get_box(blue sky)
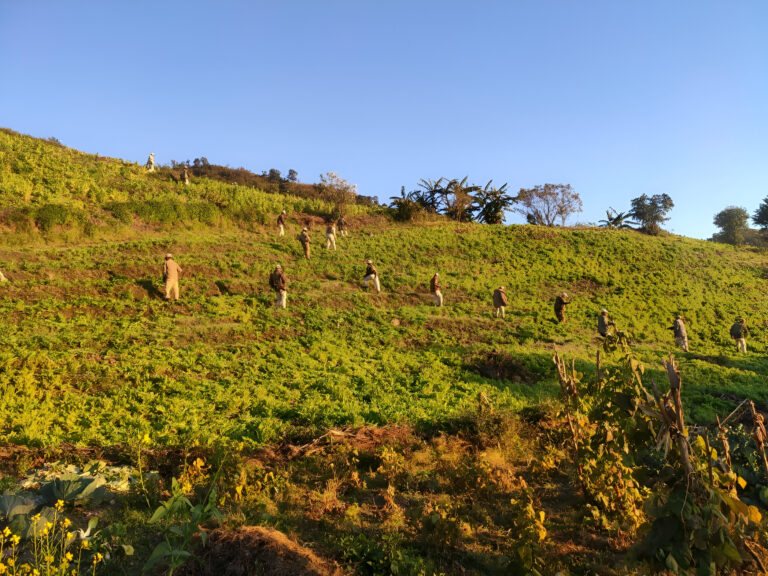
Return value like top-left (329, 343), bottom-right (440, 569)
top-left (2, 1), bottom-right (766, 239)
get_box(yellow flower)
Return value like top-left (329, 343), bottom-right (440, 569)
top-left (92, 553), bottom-right (103, 564)
top-left (81, 540), bottom-right (90, 549)
top-left (10, 535), bottom-right (19, 546)
top-left (0, 562), bottom-right (7, 574)
top-left (65, 552), bottom-right (73, 562)
top-left (61, 518), bottom-right (72, 528)
top-left (65, 532), bottom-right (75, 541)
top-left (55, 500), bottom-right (64, 511)
top-left (2, 527), bottom-right (10, 537)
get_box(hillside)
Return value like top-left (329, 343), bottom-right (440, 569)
top-left (1, 129), bottom-right (768, 575)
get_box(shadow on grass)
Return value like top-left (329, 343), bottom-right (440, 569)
top-left (135, 278), bottom-right (163, 299)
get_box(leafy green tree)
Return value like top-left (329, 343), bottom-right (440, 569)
top-left (389, 186), bottom-right (424, 222)
top-left (713, 206), bottom-right (749, 245)
top-left (415, 178), bottom-right (445, 213)
top-left (628, 193), bottom-right (674, 235)
top-left (287, 169), bottom-right (298, 182)
top-left (512, 184), bottom-right (582, 226)
top-left (473, 181), bottom-right (512, 224)
top-left (752, 197), bottom-right (768, 231)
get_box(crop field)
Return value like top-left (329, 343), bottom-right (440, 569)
top-left (1, 130), bottom-right (768, 575)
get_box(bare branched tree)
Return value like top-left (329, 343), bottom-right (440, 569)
top-left (512, 184), bottom-right (582, 226)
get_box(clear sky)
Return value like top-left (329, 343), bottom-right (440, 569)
top-left (2, 1), bottom-right (766, 239)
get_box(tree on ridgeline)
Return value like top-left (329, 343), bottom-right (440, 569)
top-left (752, 197), bottom-right (768, 233)
top-left (713, 206), bottom-right (750, 245)
top-left (389, 186), bottom-right (424, 222)
top-left (628, 193), bottom-right (674, 235)
top-left (511, 184), bottom-right (582, 226)
top-left (287, 169), bottom-right (298, 182)
top-left (473, 181), bottom-right (513, 224)
top-left (599, 207), bottom-right (636, 230)
top-left (415, 178), bottom-right (445, 213)
top-left (316, 172), bottom-right (357, 216)
top-left (443, 177), bottom-right (479, 223)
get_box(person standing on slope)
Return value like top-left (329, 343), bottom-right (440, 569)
top-left (269, 264), bottom-right (288, 309)
top-left (597, 308), bottom-right (615, 337)
top-left (163, 253), bottom-right (183, 301)
top-left (299, 227), bottom-right (311, 260)
top-left (325, 222), bottom-right (337, 250)
top-left (337, 215), bottom-right (349, 237)
top-left (554, 292), bottom-right (569, 323)
top-left (730, 317), bottom-right (748, 353)
top-left (670, 315), bottom-right (689, 352)
top-left (277, 210), bottom-right (287, 237)
top-left (146, 153), bottom-right (155, 172)
top-left (492, 286), bottom-right (507, 318)
top-left (362, 259), bottom-right (381, 293)
top-left (430, 273), bottom-right (443, 307)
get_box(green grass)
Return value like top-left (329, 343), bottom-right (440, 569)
top-left (4, 128), bottom-right (768, 575)
top-left (1, 222), bottom-right (767, 449)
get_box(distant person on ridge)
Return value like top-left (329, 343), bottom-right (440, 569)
top-left (362, 259), bottom-right (381, 293)
top-left (337, 215), bottom-right (349, 237)
top-left (670, 315), bottom-right (689, 352)
top-left (182, 165), bottom-right (189, 185)
top-left (430, 273), bottom-right (443, 307)
top-left (597, 309), bottom-right (615, 337)
top-left (269, 264), bottom-right (288, 309)
top-left (145, 153), bottom-right (155, 172)
top-left (325, 222), bottom-right (337, 250)
top-left (492, 286), bottom-right (507, 318)
top-left (277, 210), bottom-right (287, 237)
top-left (162, 253), bottom-right (183, 301)
top-left (554, 292), bottom-right (569, 323)
top-left (730, 317), bottom-right (748, 353)
top-left (299, 227), bottom-right (311, 260)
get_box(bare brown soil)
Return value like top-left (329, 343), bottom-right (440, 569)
top-left (176, 526), bottom-right (347, 576)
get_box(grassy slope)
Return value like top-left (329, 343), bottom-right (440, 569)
top-left (1, 129), bottom-right (768, 451)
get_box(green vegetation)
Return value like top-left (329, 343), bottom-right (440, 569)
top-left (1, 128), bottom-right (768, 574)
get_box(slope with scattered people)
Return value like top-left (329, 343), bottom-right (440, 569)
top-left (1, 128), bottom-right (768, 574)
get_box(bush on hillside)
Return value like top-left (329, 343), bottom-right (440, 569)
top-left (34, 203), bottom-right (84, 232)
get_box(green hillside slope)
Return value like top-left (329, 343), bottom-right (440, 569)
top-left (1, 129), bottom-right (767, 448)
top-left (2, 129), bottom-right (768, 575)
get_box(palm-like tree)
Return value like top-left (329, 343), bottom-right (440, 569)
top-left (473, 180), bottom-right (512, 224)
top-left (599, 207), bottom-right (636, 229)
top-left (443, 177), bottom-right (480, 223)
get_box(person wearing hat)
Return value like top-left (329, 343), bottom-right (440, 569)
top-left (554, 292), bottom-right (569, 323)
top-left (597, 308), bottom-right (615, 337)
top-left (362, 259), bottom-right (381, 293)
top-left (669, 315), bottom-right (689, 352)
top-left (430, 273), bottom-right (443, 307)
top-left (162, 253), bottom-right (183, 300)
top-left (299, 227), bottom-right (311, 260)
top-left (277, 210), bottom-right (287, 237)
top-left (145, 152), bottom-right (155, 172)
top-left (492, 286), bottom-right (507, 318)
top-left (269, 264), bottom-right (288, 309)
top-left (325, 221), bottom-right (337, 250)
top-left (730, 317), bottom-right (748, 353)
